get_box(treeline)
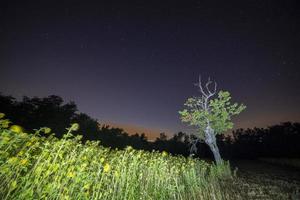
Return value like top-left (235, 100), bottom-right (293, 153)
top-left (221, 124), bottom-right (300, 158)
top-left (1, 93), bottom-right (299, 159)
top-left (0, 94), bottom-right (149, 150)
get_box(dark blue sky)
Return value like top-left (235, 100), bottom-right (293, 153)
top-left (1, 1), bottom-right (299, 139)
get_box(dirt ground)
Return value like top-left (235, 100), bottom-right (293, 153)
top-left (230, 160), bottom-right (300, 200)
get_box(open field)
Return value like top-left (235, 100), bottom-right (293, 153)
top-left (231, 160), bottom-right (300, 200)
top-left (258, 158), bottom-right (300, 169)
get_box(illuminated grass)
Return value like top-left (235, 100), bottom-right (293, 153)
top-left (0, 123), bottom-right (233, 200)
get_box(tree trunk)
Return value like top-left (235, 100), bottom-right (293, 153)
top-left (208, 142), bottom-right (222, 165)
top-left (204, 125), bottom-right (223, 164)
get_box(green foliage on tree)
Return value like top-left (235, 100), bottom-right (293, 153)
top-left (179, 91), bottom-right (246, 138)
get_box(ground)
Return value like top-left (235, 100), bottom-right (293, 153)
top-left (230, 160), bottom-right (300, 200)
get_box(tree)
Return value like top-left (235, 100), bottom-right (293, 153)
top-left (179, 77), bottom-right (246, 164)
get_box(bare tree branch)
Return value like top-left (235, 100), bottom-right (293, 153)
top-left (195, 75), bottom-right (208, 97)
top-left (205, 79), bottom-right (212, 94)
top-left (213, 81), bottom-right (217, 94)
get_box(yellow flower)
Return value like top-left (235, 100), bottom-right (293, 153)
top-left (20, 159), bottom-right (28, 165)
top-left (162, 151), bottom-right (168, 157)
top-left (67, 171), bottom-right (75, 178)
top-left (103, 163), bottom-right (110, 173)
top-left (9, 125), bottom-right (24, 133)
top-left (43, 127), bottom-right (51, 134)
top-left (70, 123), bottom-right (80, 131)
top-left (83, 184), bottom-right (90, 190)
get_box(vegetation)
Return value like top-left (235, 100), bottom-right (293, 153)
top-left (0, 93), bottom-right (151, 150)
top-left (1, 112), bottom-right (299, 199)
top-left (1, 93), bottom-right (300, 161)
top-left (1, 93), bottom-right (299, 161)
top-left (179, 77), bottom-right (246, 164)
top-left (0, 114), bottom-right (235, 200)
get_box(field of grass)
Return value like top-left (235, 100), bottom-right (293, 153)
top-left (1, 114), bottom-right (299, 200)
top-left (0, 115), bottom-right (236, 200)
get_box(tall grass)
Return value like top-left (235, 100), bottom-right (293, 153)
top-left (0, 115), bottom-right (233, 200)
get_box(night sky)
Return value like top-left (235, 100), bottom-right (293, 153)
top-left (1, 1), bottom-right (299, 139)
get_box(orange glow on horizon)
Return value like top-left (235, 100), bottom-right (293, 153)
top-left (100, 122), bottom-right (171, 141)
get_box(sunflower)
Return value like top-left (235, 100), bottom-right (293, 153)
top-left (103, 163), bottom-right (111, 173)
top-left (9, 125), bottom-right (24, 133)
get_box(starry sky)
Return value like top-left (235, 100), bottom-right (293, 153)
top-left (1, 1), bottom-right (299, 139)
